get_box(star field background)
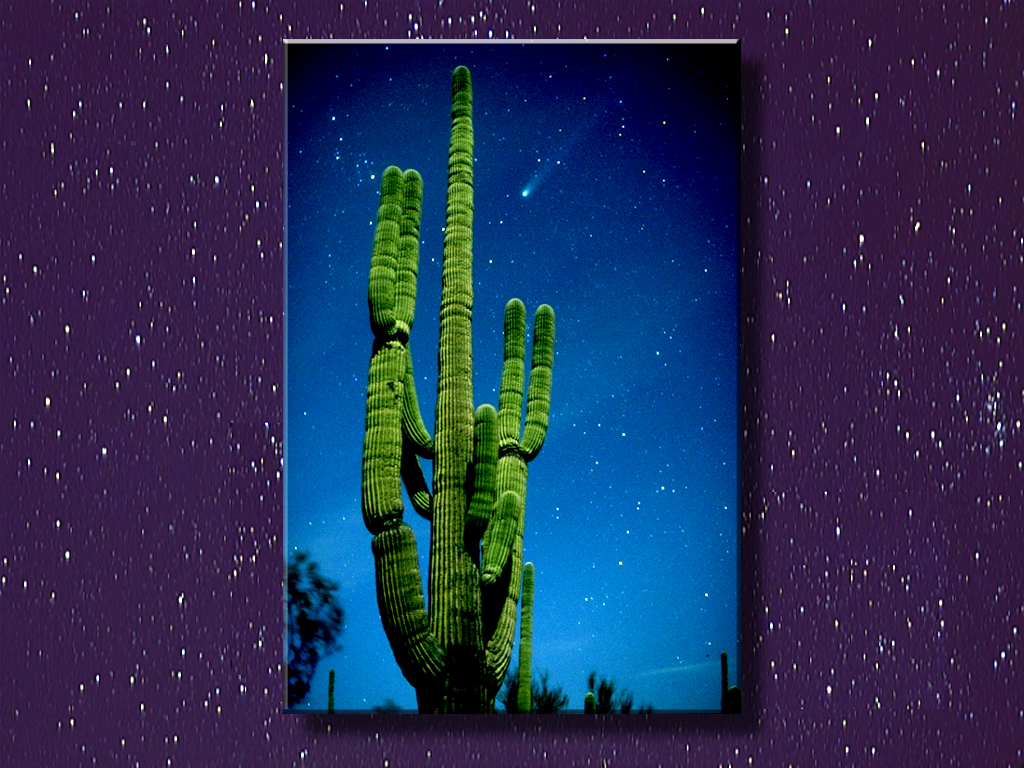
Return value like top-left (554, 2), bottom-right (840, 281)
top-left (3, 2), bottom-right (1022, 765)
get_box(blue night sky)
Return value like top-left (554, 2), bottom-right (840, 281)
top-left (285, 42), bottom-right (739, 712)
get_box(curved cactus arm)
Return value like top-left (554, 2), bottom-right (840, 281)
top-left (521, 304), bottom-right (554, 459)
top-left (401, 438), bottom-right (433, 520)
top-left (480, 489), bottom-right (522, 699)
top-left (516, 562), bottom-right (535, 714)
top-left (480, 490), bottom-right (519, 584)
top-left (466, 404), bottom-right (498, 547)
top-left (402, 349), bottom-right (434, 458)
top-left (483, 591), bottom-right (518, 698)
top-left (372, 523), bottom-right (445, 690)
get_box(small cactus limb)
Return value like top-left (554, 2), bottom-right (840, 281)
top-left (372, 523), bottom-right (445, 690)
top-left (721, 652), bottom-right (728, 702)
top-left (401, 349), bottom-right (434, 458)
top-left (498, 299), bottom-right (527, 445)
top-left (400, 437), bottom-right (432, 521)
top-left (362, 339), bottom-right (406, 536)
top-left (327, 668), bottom-right (335, 714)
top-left (480, 490), bottom-right (519, 584)
top-left (584, 691), bottom-right (596, 714)
top-left (721, 651), bottom-right (741, 713)
top-left (521, 304), bottom-right (555, 460)
top-left (367, 167), bottom-right (406, 339)
top-left (394, 169), bottom-right (423, 334)
top-left (516, 562), bottom-right (535, 714)
top-left (465, 404), bottom-right (498, 546)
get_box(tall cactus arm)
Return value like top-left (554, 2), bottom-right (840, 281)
top-left (402, 349), bottom-right (434, 458)
top-left (482, 299), bottom-right (555, 684)
top-left (430, 64), bottom-right (476, 653)
top-left (364, 167), bottom-right (427, 535)
top-left (401, 438), bottom-right (432, 520)
top-left (480, 490), bottom-right (520, 584)
top-left (394, 169), bottom-right (422, 336)
top-left (363, 162), bottom-right (444, 693)
top-left (483, 589), bottom-right (519, 698)
top-left (368, 166), bottom-right (421, 339)
top-left (522, 304), bottom-right (554, 459)
top-left (497, 299), bottom-right (527, 446)
top-left (466, 404), bottom-right (498, 548)
top-left (368, 167), bottom-right (405, 338)
top-left (480, 491), bottom-right (522, 698)
top-left (372, 523), bottom-right (445, 689)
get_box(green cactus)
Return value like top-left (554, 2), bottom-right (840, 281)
top-left (360, 66), bottom-right (555, 713)
top-left (327, 668), bottom-right (335, 714)
top-left (584, 691), bottom-right (596, 714)
top-left (516, 562), bottom-right (535, 714)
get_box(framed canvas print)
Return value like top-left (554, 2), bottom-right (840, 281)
top-left (284, 41), bottom-right (740, 713)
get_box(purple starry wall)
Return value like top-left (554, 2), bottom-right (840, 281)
top-left (3, 3), bottom-right (1021, 766)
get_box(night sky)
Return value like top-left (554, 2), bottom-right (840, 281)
top-left (4, 3), bottom-right (1023, 766)
top-left (285, 43), bottom-right (739, 713)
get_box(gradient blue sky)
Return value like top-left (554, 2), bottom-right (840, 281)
top-left (285, 42), bottom-right (739, 712)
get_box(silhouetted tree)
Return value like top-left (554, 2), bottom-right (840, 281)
top-left (500, 667), bottom-right (569, 713)
top-left (287, 550), bottom-right (344, 707)
top-left (585, 671), bottom-right (652, 714)
top-left (372, 698), bottom-right (404, 713)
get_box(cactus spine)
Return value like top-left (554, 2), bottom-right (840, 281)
top-left (516, 562), bottom-right (535, 714)
top-left (360, 66), bottom-right (554, 713)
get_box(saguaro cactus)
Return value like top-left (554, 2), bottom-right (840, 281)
top-left (360, 66), bottom-right (555, 713)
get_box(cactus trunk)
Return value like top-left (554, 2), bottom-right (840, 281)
top-left (359, 66), bottom-right (554, 713)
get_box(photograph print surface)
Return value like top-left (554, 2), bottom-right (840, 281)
top-left (284, 41), bottom-right (739, 713)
